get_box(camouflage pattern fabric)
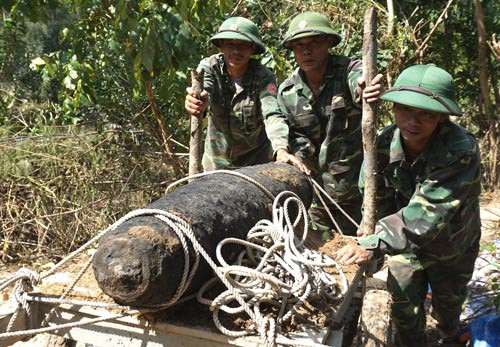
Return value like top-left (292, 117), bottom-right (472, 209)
top-left (358, 120), bottom-right (481, 346)
top-left (388, 249), bottom-right (477, 346)
top-left (198, 53), bottom-right (289, 170)
top-left (358, 121), bottom-right (481, 257)
top-left (277, 54), bottom-right (363, 235)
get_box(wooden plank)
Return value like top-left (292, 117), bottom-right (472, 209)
top-left (332, 265), bottom-right (364, 326)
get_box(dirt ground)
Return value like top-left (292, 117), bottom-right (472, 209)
top-left (1, 196), bottom-right (499, 347)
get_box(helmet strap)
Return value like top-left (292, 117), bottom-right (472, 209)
top-left (386, 86), bottom-right (455, 114)
top-left (217, 29), bottom-right (256, 45)
top-left (284, 29), bottom-right (327, 42)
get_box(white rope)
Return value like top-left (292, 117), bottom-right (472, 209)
top-left (165, 169), bottom-right (275, 201)
top-left (1, 170), bottom-right (350, 347)
top-left (1, 268), bottom-right (41, 336)
top-left (1, 311), bottom-right (137, 339)
top-left (40, 256), bottom-right (95, 327)
top-left (308, 177), bottom-right (360, 233)
top-left (24, 295), bottom-right (124, 309)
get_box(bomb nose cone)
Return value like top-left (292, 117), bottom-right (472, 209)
top-left (93, 234), bottom-right (179, 306)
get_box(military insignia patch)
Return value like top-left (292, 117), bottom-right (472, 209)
top-left (267, 83), bottom-right (278, 95)
top-left (299, 20), bottom-right (308, 28)
top-left (230, 24), bottom-right (238, 30)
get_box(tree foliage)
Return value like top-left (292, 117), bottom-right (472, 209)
top-left (1, 0), bottom-right (498, 184)
top-left (0, 0), bottom-right (499, 260)
top-left (2, 0), bottom-right (498, 133)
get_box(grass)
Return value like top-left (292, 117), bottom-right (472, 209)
top-left (0, 123), bottom-right (180, 264)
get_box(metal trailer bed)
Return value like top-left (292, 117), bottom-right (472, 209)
top-left (0, 266), bottom-right (364, 347)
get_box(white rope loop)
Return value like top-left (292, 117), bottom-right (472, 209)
top-left (197, 190), bottom-right (348, 346)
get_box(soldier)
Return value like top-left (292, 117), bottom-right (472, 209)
top-left (185, 17), bottom-right (306, 172)
top-left (334, 65), bottom-right (481, 346)
top-left (276, 11), bottom-right (383, 236)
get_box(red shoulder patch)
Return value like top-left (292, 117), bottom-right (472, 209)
top-left (267, 83), bottom-right (278, 95)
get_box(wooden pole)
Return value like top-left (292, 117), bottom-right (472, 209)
top-left (361, 8), bottom-right (378, 235)
top-left (189, 70), bottom-right (204, 176)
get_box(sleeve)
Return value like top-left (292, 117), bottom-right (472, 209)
top-left (346, 59), bottom-right (362, 104)
top-left (277, 85), bottom-right (318, 172)
top-left (259, 72), bottom-right (290, 155)
top-left (197, 56), bottom-right (232, 170)
top-left (197, 57), bottom-right (215, 101)
top-left (359, 146), bottom-right (481, 255)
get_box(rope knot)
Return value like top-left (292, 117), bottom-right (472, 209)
top-left (13, 268), bottom-right (41, 307)
top-left (19, 268), bottom-right (41, 287)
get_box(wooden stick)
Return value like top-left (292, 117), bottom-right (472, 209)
top-left (188, 70), bottom-right (204, 176)
top-left (361, 7), bottom-right (378, 235)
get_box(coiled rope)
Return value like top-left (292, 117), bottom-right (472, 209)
top-left (197, 190), bottom-right (348, 347)
top-left (0, 170), bottom-right (349, 347)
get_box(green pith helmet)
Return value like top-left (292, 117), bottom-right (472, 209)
top-left (380, 64), bottom-right (463, 116)
top-left (282, 12), bottom-right (341, 49)
top-left (210, 17), bottom-right (266, 55)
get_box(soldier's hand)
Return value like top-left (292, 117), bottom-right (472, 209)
top-left (185, 87), bottom-right (209, 116)
top-left (357, 73), bottom-right (384, 103)
top-left (276, 149), bottom-right (311, 175)
top-left (333, 244), bottom-right (372, 265)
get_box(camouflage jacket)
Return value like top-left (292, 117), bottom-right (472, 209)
top-left (198, 53), bottom-right (289, 171)
top-left (359, 121), bottom-right (481, 260)
top-left (277, 54), bottom-right (363, 204)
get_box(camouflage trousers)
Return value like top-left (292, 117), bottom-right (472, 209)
top-left (388, 248), bottom-right (478, 347)
top-left (308, 196), bottom-right (362, 236)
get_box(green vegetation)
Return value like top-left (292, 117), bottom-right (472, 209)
top-left (0, 0), bottom-right (499, 263)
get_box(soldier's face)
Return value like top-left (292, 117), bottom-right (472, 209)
top-left (393, 103), bottom-right (448, 150)
top-left (290, 36), bottom-right (330, 73)
top-left (220, 39), bottom-right (255, 70)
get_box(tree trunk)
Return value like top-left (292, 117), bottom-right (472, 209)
top-left (189, 70), bottom-right (204, 176)
top-left (385, 0), bottom-right (394, 38)
top-left (474, 0), bottom-right (498, 187)
top-left (361, 7), bottom-right (378, 235)
top-left (385, 0), bottom-right (395, 87)
top-left (145, 82), bottom-right (183, 178)
top-left (92, 163), bottom-right (312, 307)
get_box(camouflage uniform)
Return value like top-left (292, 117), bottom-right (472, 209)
top-left (277, 54), bottom-right (363, 235)
top-left (199, 53), bottom-right (289, 171)
top-left (359, 121), bottom-right (481, 346)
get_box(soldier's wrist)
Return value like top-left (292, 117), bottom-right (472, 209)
top-left (274, 147), bottom-right (289, 158)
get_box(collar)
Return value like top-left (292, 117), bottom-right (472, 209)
top-left (388, 123), bottom-right (454, 168)
top-left (294, 54), bottom-right (336, 91)
top-left (388, 128), bottom-right (407, 164)
top-left (217, 54), bottom-right (256, 85)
